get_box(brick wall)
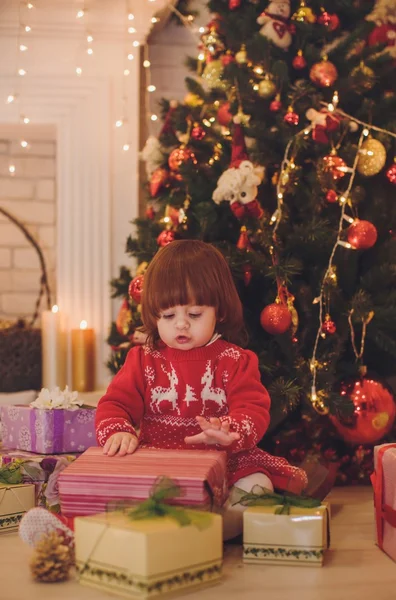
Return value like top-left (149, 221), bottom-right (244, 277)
top-left (0, 125), bottom-right (56, 322)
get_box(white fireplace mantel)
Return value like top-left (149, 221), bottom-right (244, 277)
top-left (0, 0), bottom-right (172, 387)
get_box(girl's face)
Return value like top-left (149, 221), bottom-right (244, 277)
top-left (157, 305), bottom-right (217, 350)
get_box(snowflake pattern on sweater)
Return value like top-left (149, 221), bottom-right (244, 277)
top-left (95, 339), bottom-right (307, 494)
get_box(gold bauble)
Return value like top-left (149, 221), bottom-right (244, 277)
top-left (258, 78), bottom-right (276, 99)
top-left (292, 1), bottom-right (316, 23)
top-left (202, 60), bottom-right (227, 90)
top-left (235, 44), bottom-right (248, 64)
top-left (357, 138), bottom-right (387, 177)
top-left (351, 62), bottom-right (376, 91)
top-left (184, 93), bottom-right (204, 107)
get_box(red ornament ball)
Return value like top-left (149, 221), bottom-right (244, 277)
top-left (386, 162), bottom-right (396, 185)
top-left (191, 125), bottom-right (206, 141)
top-left (347, 220), bottom-right (378, 250)
top-left (329, 377), bottom-right (396, 445)
top-left (310, 60), bottom-right (338, 87)
top-left (260, 303), bottom-right (292, 335)
top-left (221, 52), bottom-right (235, 66)
top-left (128, 275), bottom-right (144, 304)
top-left (284, 109), bottom-right (299, 126)
top-left (323, 154), bottom-right (347, 180)
top-left (269, 98), bottom-right (282, 112)
top-left (217, 101), bottom-right (232, 126)
top-left (318, 11), bottom-right (340, 31)
top-left (322, 316), bottom-right (336, 335)
top-left (168, 146), bottom-right (197, 171)
top-left (292, 53), bottom-right (307, 70)
top-left (326, 190), bottom-right (338, 203)
top-left (145, 205), bottom-right (156, 220)
top-left (157, 229), bottom-right (176, 247)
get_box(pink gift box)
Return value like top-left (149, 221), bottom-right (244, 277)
top-left (58, 447), bottom-right (228, 517)
top-left (372, 443), bottom-right (396, 561)
top-left (0, 405), bottom-right (96, 454)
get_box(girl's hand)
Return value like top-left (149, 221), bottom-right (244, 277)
top-left (103, 432), bottom-right (138, 457)
top-left (184, 416), bottom-right (240, 447)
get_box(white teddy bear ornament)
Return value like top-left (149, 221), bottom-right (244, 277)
top-left (257, 0), bottom-right (293, 50)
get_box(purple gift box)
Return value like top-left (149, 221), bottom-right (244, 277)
top-left (0, 405), bottom-right (97, 454)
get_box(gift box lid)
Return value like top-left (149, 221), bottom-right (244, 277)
top-left (59, 447), bottom-right (228, 508)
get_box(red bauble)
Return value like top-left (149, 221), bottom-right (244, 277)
top-left (326, 190), bottom-right (338, 203)
top-left (191, 125), bottom-right (206, 141)
top-left (128, 275), bottom-right (144, 304)
top-left (284, 109), bottom-right (299, 126)
top-left (145, 205), bottom-right (156, 220)
top-left (270, 98), bottom-right (282, 112)
top-left (157, 229), bottom-right (176, 247)
top-left (260, 303), bottom-right (292, 335)
top-left (318, 11), bottom-right (339, 31)
top-left (367, 24), bottom-right (396, 53)
top-left (243, 265), bottom-right (252, 286)
top-left (323, 154), bottom-right (347, 180)
top-left (217, 101), bottom-right (232, 126)
top-left (168, 146), bottom-right (197, 171)
top-left (292, 52), bottom-right (307, 70)
top-left (329, 377), bottom-right (396, 445)
top-left (322, 315), bottom-right (336, 335)
top-left (310, 60), bottom-right (338, 88)
top-left (229, 0), bottom-right (241, 8)
top-left (150, 167), bottom-right (168, 197)
top-left (236, 227), bottom-right (253, 251)
top-left (221, 52), bottom-right (235, 66)
top-left (386, 162), bottom-right (396, 185)
top-left (347, 220), bottom-right (378, 250)
top-left (115, 298), bottom-right (132, 336)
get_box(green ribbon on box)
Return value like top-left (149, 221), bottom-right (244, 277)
top-left (232, 485), bottom-right (321, 515)
top-left (125, 477), bottom-right (212, 530)
top-left (0, 462), bottom-right (23, 486)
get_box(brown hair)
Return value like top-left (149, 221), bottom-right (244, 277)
top-left (141, 240), bottom-right (246, 347)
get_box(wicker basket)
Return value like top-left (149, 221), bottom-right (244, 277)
top-left (0, 206), bottom-right (51, 393)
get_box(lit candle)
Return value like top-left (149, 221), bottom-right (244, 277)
top-left (71, 320), bottom-right (96, 392)
top-left (41, 305), bottom-right (67, 389)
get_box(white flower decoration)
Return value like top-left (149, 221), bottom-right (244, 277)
top-left (30, 386), bottom-right (81, 410)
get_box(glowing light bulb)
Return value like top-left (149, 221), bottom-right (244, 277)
top-left (132, 41), bottom-right (140, 47)
top-left (199, 27), bottom-right (205, 33)
top-left (76, 67), bottom-right (82, 76)
top-left (277, 192), bottom-right (283, 199)
top-left (147, 85), bottom-right (156, 92)
top-left (127, 53), bottom-right (134, 61)
top-left (143, 60), bottom-right (151, 68)
top-left (20, 140), bottom-right (29, 148)
top-left (198, 53), bottom-right (205, 61)
top-left (363, 128), bottom-right (369, 136)
top-left (87, 47), bottom-right (93, 55)
top-left (304, 129), bottom-right (310, 135)
top-left (22, 116), bottom-right (30, 124)
top-left (6, 94), bottom-right (16, 104)
top-left (115, 119), bottom-right (124, 128)
top-left (124, 69), bottom-right (130, 76)
top-left (80, 320), bottom-right (88, 330)
top-left (20, 44), bottom-right (28, 51)
top-left (151, 17), bottom-right (159, 23)
top-left (128, 27), bottom-right (136, 33)
top-left (128, 13), bottom-right (134, 20)
top-left (24, 25), bottom-right (31, 32)
top-left (52, 305), bottom-right (59, 313)
top-left (87, 34), bottom-right (93, 43)
top-left (123, 144), bottom-right (130, 151)
top-left (18, 68), bottom-right (27, 76)
top-left (26, 2), bottom-right (34, 8)
top-left (76, 9), bottom-right (85, 18)
top-left (9, 164), bottom-right (16, 175)
top-left (150, 114), bottom-right (158, 122)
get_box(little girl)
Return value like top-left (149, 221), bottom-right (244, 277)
top-left (95, 240), bottom-right (307, 539)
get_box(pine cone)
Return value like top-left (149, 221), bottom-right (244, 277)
top-left (30, 531), bottom-right (74, 583)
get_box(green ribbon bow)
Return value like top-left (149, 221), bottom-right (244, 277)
top-left (232, 485), bottom-right (321, 515)
top-left (124, 477), bottom-right (212, 530)
top-left (0, 462), bottom-right (23, 487)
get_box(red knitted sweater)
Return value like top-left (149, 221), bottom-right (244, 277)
top-left (96, 339), bottom-right (307, 494)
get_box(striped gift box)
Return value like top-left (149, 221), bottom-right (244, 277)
top-left (58, 447), bottom-right (228, 517)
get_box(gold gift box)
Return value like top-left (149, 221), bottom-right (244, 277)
top-left (0, 483), bottom-right (35, 534)
top-left (75, 511), bottom-right (223, 598)
top-left (243, 504), bottom-right (330, 567)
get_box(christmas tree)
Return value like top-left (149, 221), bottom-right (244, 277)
top-left (108, 0), bottom-right (396, 484)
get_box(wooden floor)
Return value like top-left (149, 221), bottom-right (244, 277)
top-left (1, 486), bottom-right (394, 600)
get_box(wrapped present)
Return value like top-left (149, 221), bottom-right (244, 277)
top-left (0, 449), bottom-right (77, 511)
top-left (59, 447), bottom-right (228, 517)
top-left (0, 462), bottom-right (36, 533)
top-left (372, 443), bottom-right (396, 562)
top-left (0, 404), bottom-right (96, 454)
top-left (240, 487), bottom-right (329, 567)
top-left (75, 479), bottom-right (223, 598)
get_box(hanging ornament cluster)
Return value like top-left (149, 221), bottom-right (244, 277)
top-left (168, 146), bottom-right (197, 172)
top-left (291, 0), bottom-right (316, 24)
top-left (305, 108), bottom-right (340, 144)
top-left (386, 160), bottom-right (396, 184)
top-left (212, 123), bottom-right (265, 220)
top-left (330, 377), bottom-right (396, 445)
top-left (284, 106), bottom-right (299, 126)
top-left (256, 0), bottom-right (293, 50)
top-left (357, 137), bottom-right (387, 176)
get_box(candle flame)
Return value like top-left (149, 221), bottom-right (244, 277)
top-left (80, 320), bottom-right (88, 330)
top-left (52, 305), bottom-right (59, 313)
